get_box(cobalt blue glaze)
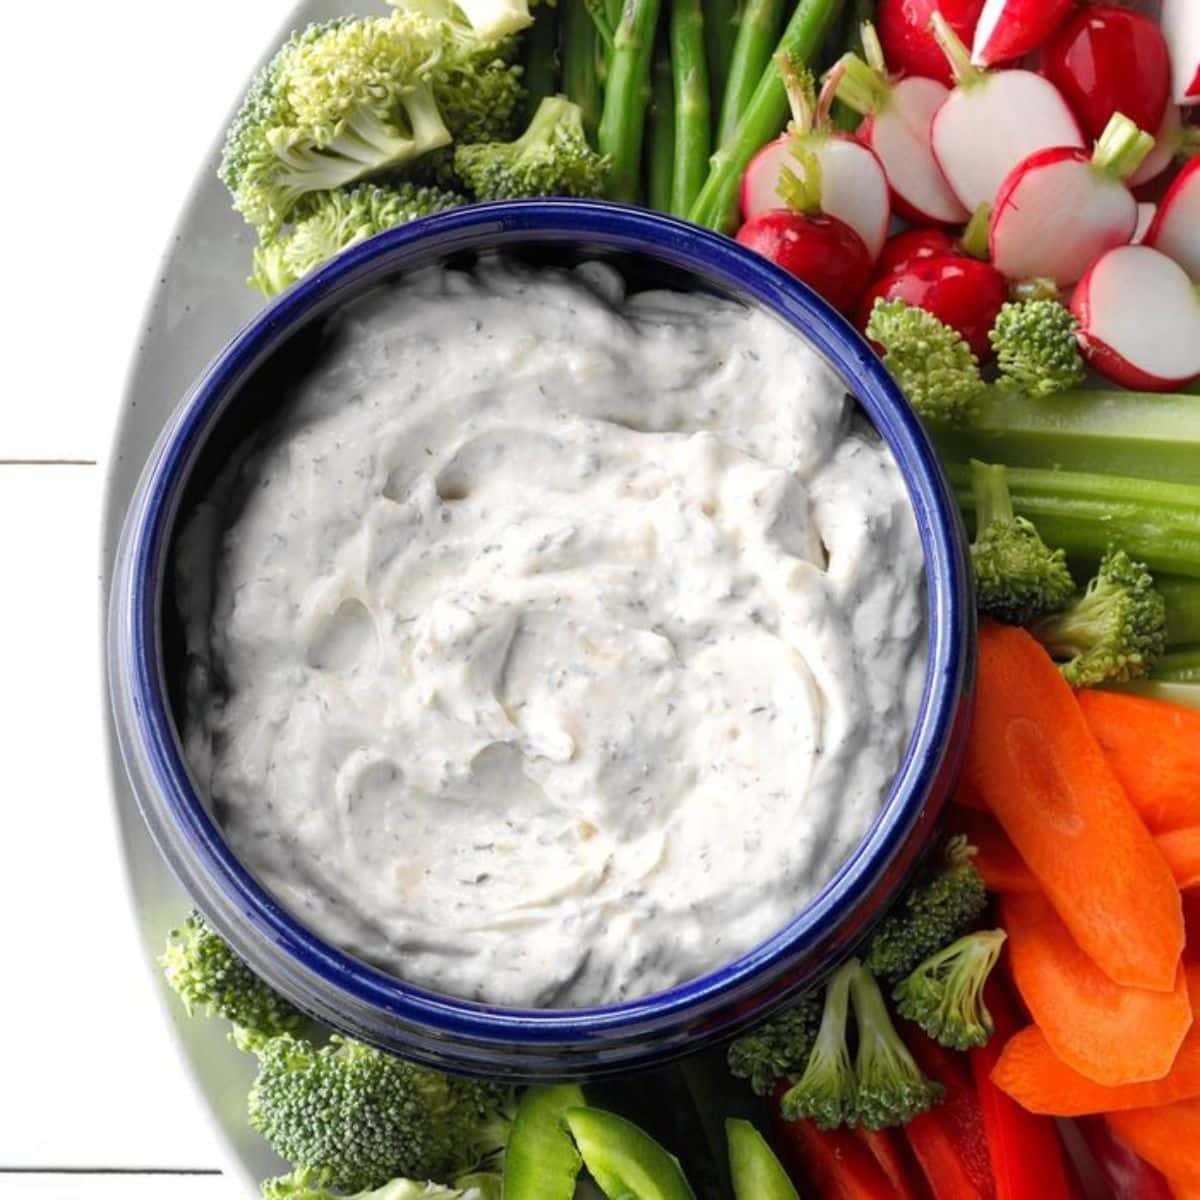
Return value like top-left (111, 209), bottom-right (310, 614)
top-left (108, 200), bottom-right (975, 1080)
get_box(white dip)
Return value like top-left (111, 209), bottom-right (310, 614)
top-left (178, 259), bottom-right (928, 1008)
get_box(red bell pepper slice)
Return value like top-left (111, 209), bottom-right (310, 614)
top-left (903, 1025), bottom-right (995, 1199)
top-left (969, 980), bottom-right (1080, 1200)
top-left (853, 1126), bottom-right (929, 1200)
top-left (1076, 1117), bottom-right (1173, 1200)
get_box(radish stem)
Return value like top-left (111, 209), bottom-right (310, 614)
top-left (1093, 113), bottom-right (1156, 181)
top-left (647, 45), bottom-right (677, 211)
top-left (671, 0), bottom-right (713, 215)
top-left (688, 0), bottom-right (847, 231)
top-left (961, 202), bottom-right (992, 259)
top-left (717, 0), bottom-right (788, 145)
top-left (599, 0), bottom-right (664, 201)
top-left (831, 48), bottom-right (890, 115)
top-left (930, 11), bottom-right (983, 87)
top-left (777, 142), bottom-right (824, 212)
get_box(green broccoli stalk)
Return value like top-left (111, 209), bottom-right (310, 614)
top-left (454, 96), bottom-right (611, 199)
top-left (1031, 548), bottom-right (1168, 687)
top-left (263, 1168), bottom-right (499, 1200)
top-left (252, 182), bottom-right (465, 296)
top-left (864, 836), bottom-right (988, 983)
top-left (866, 299), bottom-right (985, 428)
top-left (727, 991), bottom-right (822, 1095)
top-left (220, 16), bottom-right (455, 235)
top-left (247, 1034), bottom-right (513, 1193)
top-left (894, 930), bottom-right (1007, 1051)
top-left (780, 961), bottom-right (857, 1129)
top-left (849, 962), bottom-right (944, 1130)
top-left (160, 911), bottom-right (304, 1040)
top-left (969, 460), bottom-right (1075, 625)
top-left (989, 299), bottom-right (1085, 398)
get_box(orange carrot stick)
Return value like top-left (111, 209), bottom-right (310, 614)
top-left (1159, 828), bottom-right (1200, 892)
top-left (992, 970), bottom-right (1200, 1116)
top-left (1001, 892), bottom-right (1193, 1086)
top-left (1078, 690), bottom-right (1200, 835)
top-left (1106, 1099), bottom-right (1200, 1191)
top-left (947, 808), bottom-right (1039, 894)
top-left (965, 622), bottom-right (1183, 992)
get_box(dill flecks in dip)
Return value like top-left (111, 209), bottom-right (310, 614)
top-left (177, 259), bottom-right (928, 1008)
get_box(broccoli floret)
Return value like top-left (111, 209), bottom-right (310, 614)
top-left (454, 96), bottom-right (610, 199)
top-left (989, 299), bottom-right (1085, 398)
top-left (220, 15), bottom-right (454, 235)
top-left (866, 299), bottom-right (985, 428)
top-left (263, 1166), bottom-right (499, 1200)
top-left (727, 991), bottom-right (822, 1096)
top-left (390, 0), bottom-right (538, 41)
top-left (252, 182), bottom-right (465, 296)
top-left (780, 962), bottom-right (856, 1129)
top-left (865, 836), bottom-right (987, 983)
top-left (894, 930), bottom-right (1007, 1051)
top-left (1032, 548), bottom-right (1168, 687)
top-left (160, 911), bottom-right (304, 1040)
top-left (849, 962), bottom-right (944, 1130)
top-left (969, 460), bottom-right (1075, 625)
top-left (247, 1034), bottom-right (512, 1193)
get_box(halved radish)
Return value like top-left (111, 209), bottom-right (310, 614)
top-left (1043, 6), bottom-right (1171, 143)
top-left (971, 0), bottom-right (1075, 68)
top-left (1145, 158), bottom-right (1200, 280)
top-left (740, 62), bottom-right (891, 260)
top-left (1131, 104), bottom-right (1187, 188)
top-left (831, 24), bottom-right (969, 226)
top-left (1071, 244), bottom-right (1200, 390)
top-left (930, 14), bottom-right (1084, 214)
top-left (877, 0), bottom-right (984, 89)
top-left (1134, 202), bottom-right (1157, 245)
top-left (1162, 0), bottom-right (1200, 108)
top-left (990, 113), bottom-right (1153, 286)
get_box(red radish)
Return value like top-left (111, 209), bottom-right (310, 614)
top-left (1134, 202), bottom-right (1157, 245)
top-left (736, 146), bottom-right (874, 314)
top-left (831, 24), bottom-right (969, 226)
top-left (1132, 104), bottom-right (1189, 188)
top-left (989, 112), bottom-right (1154, 286)
top-left (859, 254), bottom-right (1008, 359)
top-left (877, 0), bottom-right (984, 89)
top-left (971, 0), bottom-right (1075, 68)
top-left (740, 61), bottom-right (890, 260)
top-left (873, 228), bottom-right (962, 279)
top-left (1071, 244), bottom-right (1200, 390)
top-left (1146, 158), bottom-right (1200, 280)
top-left (930, 14), bottom-right (1084, 214)
top-left (1162, 0), bottom-right (1200, 109)
top-left (1042, 6), bottom-right (1171, 143)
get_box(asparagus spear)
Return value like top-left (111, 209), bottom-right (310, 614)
top-left (647, 46), bottom-right (678, 211)
top-left (522, 3), bottom-right (563, 121)
top-left (704, 0), bottom-right (742, 113)
top-left (670, 0), bottom-right (712, 215)
top-left (599, 0), bottom-right (665, 202)
top-left (688, 0), bottom-right (846, 231)
top-left (716, 0), bottom-right (787, 146)
top-left (563, 0), bottom-right (605, 139)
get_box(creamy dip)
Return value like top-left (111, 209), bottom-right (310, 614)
top-left (178, 258), bottom-right (928, 1008)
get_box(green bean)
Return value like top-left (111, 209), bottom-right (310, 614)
top-left (670, 0), bottom-right (712, 215)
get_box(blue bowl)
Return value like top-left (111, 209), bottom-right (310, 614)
top-left (108, 199), bottom-right (975, 1080)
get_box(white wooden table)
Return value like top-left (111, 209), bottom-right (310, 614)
top-left (0, 4), bottom-right (298, 1195)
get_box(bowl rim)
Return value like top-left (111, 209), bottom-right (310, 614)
top-left (112, 198), bottom-right (972, 1060)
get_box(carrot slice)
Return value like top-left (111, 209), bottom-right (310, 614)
top-left (1001, 892), bottom-right (1193, 1086)
top-left (947, 809), bottom-right (1039, 894)
top-left (1078, 690), bottom-right (1200, 835)
top-left (1106, 1099), bottom-right (1200, 1191)
top-left (965, 623), bottom-right (1183, 992)
top-left (992, 970), bottom-right (1200, 1116)
top-left (1159, 828), bottom-right (1200, 892)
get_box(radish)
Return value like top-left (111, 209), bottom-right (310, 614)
top-left (971, 0), bottom-right (1075, 68)
top-left (877, 0), bottom-right (984, 89)
top-left (1071, 244), bottom-right (1200, 390)
top-left (1042, 6), bottom-right (1171, 143)
top-left (1162, 0), bottom-right (1200, 109)
top-left (859, 254), bottom-right (1008, 359)
top-left (1131, 104), bottom-right (1189, 188)
top-left (736, 145), bottom-right (874, 314)
top-left (873, 228), bottom-right (962, 279)
top-left (1145, 158), bottom-right (1200, 280)
top-left (930, 13), bottom-right (1084, 214)
top-left (1134, 202), bottom-right (1156, 246)
top-left (989, 113), bottom-right (1154, 286)
top-left (831, 24), bottom-right (969, 227)
top-left (740, 61), bottom-right (890, 261)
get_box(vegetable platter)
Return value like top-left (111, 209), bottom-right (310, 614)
top-left (102, 0), bottom-right (1200, 1195)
